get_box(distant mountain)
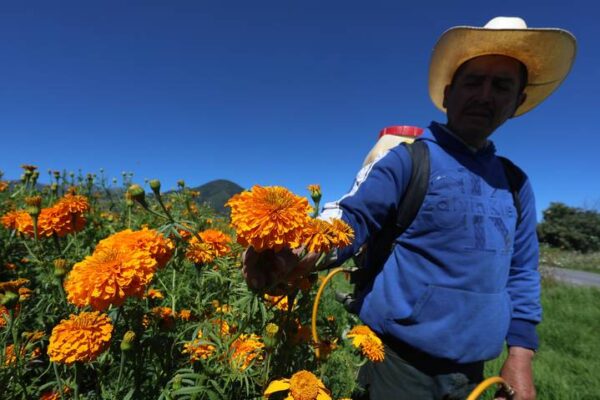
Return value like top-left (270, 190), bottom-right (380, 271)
top-left (188, 179), bottom-right (244, 214)
top-left (3, 178), bottom-right (245, 214)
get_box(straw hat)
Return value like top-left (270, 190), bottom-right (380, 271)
top-left (429, 17), bottom-right (577, 116)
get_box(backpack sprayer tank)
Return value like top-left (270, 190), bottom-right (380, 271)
top-left (362, 125), bottom-right (424, 166)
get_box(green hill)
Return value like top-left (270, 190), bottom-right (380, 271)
top-left (188, 179), bottom-right (244, 214)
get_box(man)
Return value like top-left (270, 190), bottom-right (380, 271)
top-left (243, 17), bottom-right (576, 399)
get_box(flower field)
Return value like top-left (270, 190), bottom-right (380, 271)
top-left (0, 166), bottom-right (380, 400)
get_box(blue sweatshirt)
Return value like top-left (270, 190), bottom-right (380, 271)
top-left (321, 121), bottom-right (541, 363)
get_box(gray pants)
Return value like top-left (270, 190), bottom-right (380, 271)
top-left (356, 343), bottom-right (482, 400)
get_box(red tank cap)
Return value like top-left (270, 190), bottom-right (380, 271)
top-left (378, 125), bottom-right (424, 139)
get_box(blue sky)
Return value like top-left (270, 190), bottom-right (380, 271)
top-left (1, 1), bottom-right (598, 220)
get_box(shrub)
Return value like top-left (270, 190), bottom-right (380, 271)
top-left (537, 202), bottom-right (600, 253)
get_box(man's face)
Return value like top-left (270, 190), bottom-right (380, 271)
top-left (443, 55), bottom-right (527, 147)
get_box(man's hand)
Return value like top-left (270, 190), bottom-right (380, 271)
top-left (495, 346), bottom-right (536, 400)
top-left (242, 246), bottom-right (319, 295)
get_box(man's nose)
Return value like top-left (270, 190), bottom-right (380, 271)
top-left (476, 80), bottom-right (494, 101)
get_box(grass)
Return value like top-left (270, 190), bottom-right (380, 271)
top-left (539, 245), bottom-right (600, 273)
top-left (483, 277), bottom-right (600, 399)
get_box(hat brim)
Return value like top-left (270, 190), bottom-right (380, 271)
top-left (429, 26), bottom-right (577, 116)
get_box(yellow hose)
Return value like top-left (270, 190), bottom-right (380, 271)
top-left (310, 268), bottom-right (515, 399)
top-left (311, 267), bottom-right (347, 359)
top-left (466, 376), bottom-right (513, 400)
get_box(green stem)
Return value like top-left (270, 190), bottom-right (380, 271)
top-left (53, 234), bottom-right (62, 255)
top-left (116, 350), bottom-right (126, 396)
top-left (312, 200), bottom-right (320, 218)
top-left (22, 239), bottom-right (42, 264)
top-left (143, 205), bottom-right (171, 222)
top-left (32, 216), bottom-right (39, 243)
top-left (53, 363), bottom-right (65, 400)
top-left (171, 268), bottom-right (177, 314)
top-left (155, 193), bottom-right (175, 224)
top-left (73, 362), bottom-right (80, 399)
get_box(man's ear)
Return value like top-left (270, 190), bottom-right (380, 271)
top-left (510, 92), bottom-right (527, 118)
top-left (442, 85), bottom-right (451, 109)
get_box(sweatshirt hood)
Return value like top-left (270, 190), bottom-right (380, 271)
top-left (419, 121), bottom-right (497, 159)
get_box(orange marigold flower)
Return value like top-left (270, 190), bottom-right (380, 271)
top-left (0, 278), bottom-right (30, 293)
top-left (211, 318), bottom-right (233, 336)
top-left (4, 330), bottom-right (45, 365)
top-left (34, 194), bottom-right (90, 238)
top-left (301, 218), bottom-right (354, 254)
top-left (178, 309), bottom-right (192, 321)
top-left (4, 344), bottom-right (22, 366)
top-left (47, 311), bottom-right (113, 365)
top-left (264, 294), bottom-right (297, 312)
top-left (23, 330), bottom-right (45, 343)
top-left (64, 246), bottom-right (157, 310)
top-left (56, 194), bottom-right (90, 215)
top-left (40, 387), bottom-right (72, 400)
top-left (151, 306), bottom-right (174, 319)
top-left (186, 229), bottom-right (232, 265)
top-left (19, 287), bottom-right (32, 301)
top-left (177, 229), bottom-right (192, 240)
top-left (39, 205), bottom-right (86, 238)
top-left (0, 181), bottom-right (8, 192)
top-left (146, 288), bottom-right (164, 300)
top-left (230, 333), bottom-right (264, 371)
top-left (183, 330), bottom-right (215, 362)
top-left (347, 325), bottom-right (385, 362)
top-left (1, 210), bottom-right (34, 235)
top-left (0, 305), bottom-right (9, 329)
top-left (264, 370), bottom-right (331, 400)
top-left (151, 306), bottom-right (176, 329)
top-left (212, 300), bottom-right (232, 314)
top-left (328, 219), bottom-right (354, 248)
top-left (226, 185), bottom-right (312, 252)
top-left (96, 228), bottom-right (174, 268)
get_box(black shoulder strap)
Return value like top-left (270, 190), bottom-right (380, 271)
top-left (498, 156), bottom-right (526, 227)
top-left (394, 140), bottom-right (430, 234)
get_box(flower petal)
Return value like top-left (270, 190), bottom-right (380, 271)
top-left (264, 379), bottom-right (290, 396)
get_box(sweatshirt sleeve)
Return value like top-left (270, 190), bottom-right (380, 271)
top-left (319, 145), bottom-right (413, 265)
top-left (506, 176), bottom-right (542, 350)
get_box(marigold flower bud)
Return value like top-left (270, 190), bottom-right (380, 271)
top-left (53, 259), bottom-right (69, 278)
top-left (149, 179), bottom-right (161, 194)
top-left (177, 180), bottom-right (185, 189)
top-left (25, 195), bottom-right (42, 209)
top-left (21, 164), bottom-right (37, 172)
top-left (26, 206), bottom-right (39, 218)
top-left (120, 330), bottom-right (136, 352)
top-left (0, 291), bottom-right (19, 308)
top-left (127, 184), bottom-right (147, 207)
top-left (265, 323), bottom-right (279, 338)
top-left (124, 192), bottom-right (134, 207)
top-left (307, 184), bottom-right (322, 203)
